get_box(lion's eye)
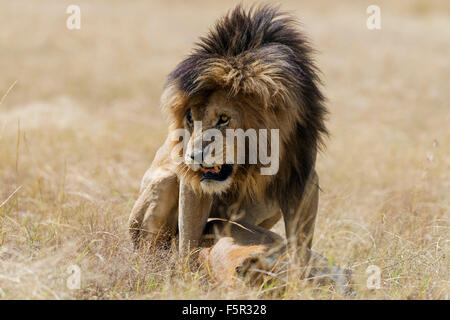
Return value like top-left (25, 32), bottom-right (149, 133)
top-left (217, 114), bottom-right (230, 126)
top-left (186, 108), bottom-right (193, 124)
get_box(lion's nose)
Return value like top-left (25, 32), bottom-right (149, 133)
top-left (190, 150), bottom-right (203, 163)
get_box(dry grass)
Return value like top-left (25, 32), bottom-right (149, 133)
top-left (0, 0), bottom-right (448, 299)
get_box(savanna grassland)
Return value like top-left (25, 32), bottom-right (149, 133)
top-left (0, 0), bottom-right (448, 299)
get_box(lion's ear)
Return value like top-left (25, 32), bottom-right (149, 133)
top-left (160, 83), bottom-right (192, 131)
top-left (160, 83), bottom-right (187, 115)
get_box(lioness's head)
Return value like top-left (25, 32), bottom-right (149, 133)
top-left (161, 5), bottom-right (327, 198)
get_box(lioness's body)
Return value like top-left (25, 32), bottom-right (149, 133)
top-left (200, 219), bottom-right (352, 294)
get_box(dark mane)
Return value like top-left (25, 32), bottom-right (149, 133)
top-left (168, 5), bottom-right (324, 109)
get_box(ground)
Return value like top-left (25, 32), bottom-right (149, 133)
top-left (0, 0), bottom-right (448, 299)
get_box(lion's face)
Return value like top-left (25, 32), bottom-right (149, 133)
top-left (183, 90), bottom-right (244, 195)
top-left (164, 86), bottom-right (282, 197)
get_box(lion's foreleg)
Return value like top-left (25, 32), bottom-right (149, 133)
top-left (178, 180), bottom-right (212, 255)
top-left (282, 170), bottom-right (319, 263)
top-left (128, 169), bottom-right (179, 249)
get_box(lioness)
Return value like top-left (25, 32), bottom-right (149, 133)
top-left (129, 5), bottom-right (328, 262)
top-left (199, 218), bottom-right (352, 294)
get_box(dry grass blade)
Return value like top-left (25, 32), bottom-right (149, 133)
top-left (0, 186), bottom-right (22, 209)
top-left (0, 80), bottom-right (18, 106)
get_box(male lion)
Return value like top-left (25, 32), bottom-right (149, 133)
top-left (129, 5), bottom-right (327, 261)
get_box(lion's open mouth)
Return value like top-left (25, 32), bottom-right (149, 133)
top-left (200, 164), bottom-right (233, 182)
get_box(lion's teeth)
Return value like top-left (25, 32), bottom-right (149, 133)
top-left (201, 165), bottom-right (221, 173)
